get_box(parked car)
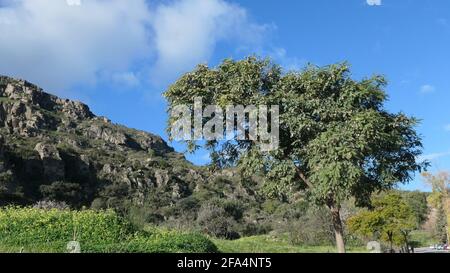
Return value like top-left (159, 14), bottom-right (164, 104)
top-left (428, 244), bottom-right (449, 251)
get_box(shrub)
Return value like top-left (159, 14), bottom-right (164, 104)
top-left (127, 205), bottom-right (165, 229)
top-left (240, 223), bottom-right (272, 237)
top-left (0, 207), bottom-right (218, 253)
top-left (0, 207), bottom-right (133, 246)
top-left (221, 200), bottom-right (245, 221)
top-left (39, 181), bottom-right (83, 204)
top-left (197, 203), bottom-right (240, 239)
top-left (286, 207), bottom-right (335, 246)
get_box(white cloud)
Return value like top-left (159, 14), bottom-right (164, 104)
top-left (0, 0), bottom-right (152, 92)
top-left (66, 0), bottom-right (81, 6)
top-left (420, 84), bottom-right (435, 94)
top-left (111, 72), bottom-right (141, 88)
top-left (150, 0), bottom-right (269, 84)
top-left (0, 0), bottom-right (269, 92)
top-left (366, 0), bottom-right (382, 6)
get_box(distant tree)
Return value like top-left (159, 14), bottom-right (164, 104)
top-left (347, 193), bottom-right (416, 252)
top-left (422, 172), bottom-right (449, 243)
top-left (434, 205), bottom-right (448, 243)
top-left (401, 191), bottom-right (429, 228)
top-left (165, 57), bottom-right (426, 252)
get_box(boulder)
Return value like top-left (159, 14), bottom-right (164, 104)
top-left (155, 169), bottom-right (170, 187)
top-left (367, 241), bottom-right (382, 253)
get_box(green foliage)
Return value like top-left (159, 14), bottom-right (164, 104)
top-left (435, 205), bottom-right (448, 243)
top-left (164, 57), bottom-right (426, 252)
top-left (0, 207), bottom-right (133, 246)
top-left (240, 223), bottom-right (272, 237)
top-left (422, 172), bottom-right (449, 243)
top-left (164, 57), bottom-right (426, 206)
top-left (39, 181), bottom-right (83, 205)
top-left (83, 230), bottom-right (217, 253)
top-left (212, 234), bottom-right (367, 253)
top-left (0, 170), bottom-right (24, 205)
top-left (197, 203), bottom-right (240, 239)
top-left (286, 206), bottom-right (335, 246)
top-left (347, 193), bottom-right (417, 250)
top-left (401, 191), bottom-right (429, 228)
top-left (410, 230), bottom-right (438, 247)
top-left (0, 207), bottom-right (217, 253)
top-left (126, 205), bottom-right (165, 229)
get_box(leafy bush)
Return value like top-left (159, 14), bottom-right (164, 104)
top-left (240, 223), bottom-right (272, 237)
top-left (39, 181), bottom-right (83, 204)
top-left (0, 207), bottom-right (133, 246)
top-left (286, 207), bottom-right (335, 246)
top-left (221, 200), bottom-right (245, 221)
top-left (127, 205), bottom-right (166, 229)
top-left (197, 203), bottom-right (240, 239)
top-left (0, 207), bottom-right (218, 253)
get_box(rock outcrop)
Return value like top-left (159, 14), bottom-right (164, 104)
top-left (34, 142), bottom-right (65, 182)
top-left (0, 75), bottom-right (199, 207)
top-left (0, 75), bottom-right (259, 224)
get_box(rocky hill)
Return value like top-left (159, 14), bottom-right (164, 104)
top-left (0, 76), bottom-right (256, 213)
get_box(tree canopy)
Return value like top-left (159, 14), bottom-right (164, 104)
top-left (164, 57), bottom-right (426, 252)
top-left (347, 193), bottom-right (417, 252)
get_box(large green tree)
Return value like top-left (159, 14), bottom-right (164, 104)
top-left (164, 57), bottom-right (426, 252)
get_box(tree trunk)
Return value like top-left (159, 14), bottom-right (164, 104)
top-left (402, 231), bottom-right (411, 253)
top-left (329, 204), bottom-right (346, 253)
top-left (387, 232), bottom-right (394, 253)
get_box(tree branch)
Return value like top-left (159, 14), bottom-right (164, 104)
top-left (293, 164), bottom-right (314, 189)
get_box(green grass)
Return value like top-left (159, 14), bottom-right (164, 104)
top-left (212, 235), bottom-right (367, 253)
top-left (410, 230), bottom-right (438, 247)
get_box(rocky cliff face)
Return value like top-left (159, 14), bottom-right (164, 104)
top-left (0, 75), bottom-right (255, 209)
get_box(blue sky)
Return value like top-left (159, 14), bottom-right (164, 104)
top-left (1, 0), bottom-right (449, 191)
